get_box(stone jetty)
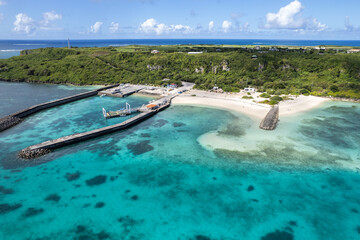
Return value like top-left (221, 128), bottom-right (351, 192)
top-left (0, 84), bottom-right (119, 132)
top-left (0, 116), bottom-right (22, 132)
top-left (19, 102), bottom-right (170, 159)
top-left (259, 105), bottom-right (279, 130)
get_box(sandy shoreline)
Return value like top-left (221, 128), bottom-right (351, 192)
top-left (172, 90), bottom-right (330, 119)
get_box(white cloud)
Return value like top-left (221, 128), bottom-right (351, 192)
top-left (222, 20), bottom-right (232, 33)
top-left (344, 16), bottom-right (359, 32)
top-left (208, 21), bottom-right (214, 32)
top-left (0, 1), bottom-right (6, 6)
top-left (265, 0), bottom-right (304, 29)
top-left (13, 13), bottom-right (36, 34)
top-left (41, 11), bottom-right (62, 26)
top-left (243, 22), bottom-right (250, 32)
top-left (345, 16), bottom-right (353, 31)
top-left (13, 11), bottom-right (62, 34)
top-left (90, 21), bottom-right (103, 33)
top-left (139, 18), bottom-right (193, 35)
top-left (264, 0), bottom-right (327, 32)
top-left (109, 22), bottom-right (120, 33)
top-left (309, 18), bottom-right (327, 32)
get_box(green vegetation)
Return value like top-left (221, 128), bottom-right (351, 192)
top-left (0, 45), bottom-right (360, 99)
top-left (260, 93), bottom-right (271, 98)
top-left (242, 96), bottom-right (254, 99)
top-left (269, 96), bottom-right (284, 105)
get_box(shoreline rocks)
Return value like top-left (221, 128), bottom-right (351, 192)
top-left (18, 148), bottom-right (51, 159)
top-left (0, 116), bottom-right (22, 132)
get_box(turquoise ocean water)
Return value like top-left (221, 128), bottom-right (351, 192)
top-left (0, 82), bottom-right (359, 240)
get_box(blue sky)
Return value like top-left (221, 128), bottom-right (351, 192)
top-left (0, 0), bottom-right (359, 39)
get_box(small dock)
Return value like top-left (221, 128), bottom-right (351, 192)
top-left (259, 105), bottom-right (279, 130)
top-left (102, 102), bottom-right (142, 118)
top-left (98, 85), bottom-right (145, 98)
top-left (19, 102), bottom-right (170, 159)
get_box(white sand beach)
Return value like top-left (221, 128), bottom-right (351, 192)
top-left (278, 95), bottom-right (330, 116)
top-left (172, 90), bottom-right (329, 118)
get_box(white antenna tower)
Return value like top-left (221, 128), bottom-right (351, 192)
top-left (67, 38), bottom-right (71, 49)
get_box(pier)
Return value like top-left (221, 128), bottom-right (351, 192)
top-left (259, 105), bottom-right (279, 130)
top-left (19, 102), bottom-right (170, 159)
top-left (0, 84), bottom-right (119, 132)
top-left (98, 85), bottom-right (145, 98)
top-left (102, 102), bottom-right (142, 118)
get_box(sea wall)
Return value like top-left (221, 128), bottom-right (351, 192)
top-left (19, 103), bottom-right (170, 159)
top-left (0, 84), bottom-right (119, 132)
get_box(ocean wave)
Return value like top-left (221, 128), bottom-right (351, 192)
top-left (13, 44), bottom-right (47, 46)
top-left (109, 44), bottom-right (129, 47)
top-left (0, 49), bottom-right (22, 52)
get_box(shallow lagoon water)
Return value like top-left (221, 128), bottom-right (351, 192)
top-left (0, 83), bottom-right (360, 240)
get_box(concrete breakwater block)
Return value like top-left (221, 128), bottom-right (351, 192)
top-left (0, 116), bottom-right (22, 132)
top-left (18, 148), bottom-right (51, 159)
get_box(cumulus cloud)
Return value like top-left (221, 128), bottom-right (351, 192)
top-left (139, 18), bottom-right (193, 35)
top-left (90, 21), bottom-right (103, 33)
top-left (265, 0), bottom-right (304, 29)
top-left (345, 16), bottom-right (356, 32)
top-left (344, 16), bottom-right (360, 32)
top-left (265, 0), bottom-right (327, 32)
top-left (41, 11), bottom-right (62, 26)
top-left (243, 22), bottom-right (250, 32)
top-left (13, 11), bottom-right (62, 34)
top-left (309, 18), bottom-right (327, 32)
top-left (222, 20), bottom-right (232, 33)
top-left (208, 21), bottom-right (214, 32)
top-left (109, 22), bottom-right (120, 33)
top-left (13, 13), bottom-right (36, 34)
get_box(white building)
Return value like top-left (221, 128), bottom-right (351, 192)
top-left (347, 49), bottom-right (360, 54)
top-left (244, 88), bottom-right (256, 93)
top-left (151, 50), bottom-right (159, 54)
top-left (188, 52), bottom-right (203, 55)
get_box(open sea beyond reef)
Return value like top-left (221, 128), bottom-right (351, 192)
top-left (0, 81), bottom-right (360, 240)
top-left (1, 39), bottom-right (360, 59)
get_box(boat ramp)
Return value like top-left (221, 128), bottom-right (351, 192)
top-left (98, 84), bottom-right (145, 98)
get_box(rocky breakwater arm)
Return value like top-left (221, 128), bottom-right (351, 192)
top-left (0, 116), bottom-right (22, 132)
top-left (0, 84), bottom-right (119, 133)
top-left (259, 105), bottom-right (279, 130)
top-left (18, 101), bottom-right (171, 159)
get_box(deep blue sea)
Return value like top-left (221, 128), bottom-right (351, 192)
top-left (1, 39), bottom-right (360, 59)
top-left (0, 81), bottom-right (360, 240)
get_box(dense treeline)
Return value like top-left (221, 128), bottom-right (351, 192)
top-left (0, 46), bottom-right (359, 99)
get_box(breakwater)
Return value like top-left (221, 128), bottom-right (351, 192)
top-left (19, 103), bottom-right (170, 159)
top-left (0, 116), bottom-right (22, 131)
top-left (259, 105), bottom-right (279, 130)
top-left (0, 84), bottom-right (119, 132)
